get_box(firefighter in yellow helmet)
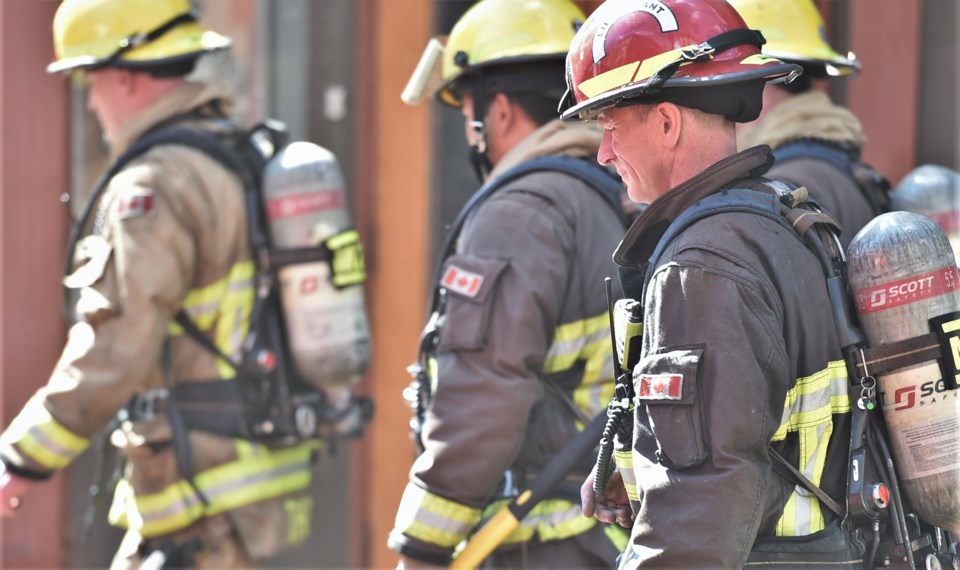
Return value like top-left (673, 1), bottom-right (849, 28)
top-left (733, 0), bottom-right (891, 249)
top-left (0, 0), bottom-right (317, 567)
top-left (390, 0), bottom-right (630, 567)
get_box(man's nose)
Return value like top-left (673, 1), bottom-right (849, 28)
top-left (597, 131), bottom-right (615, 166)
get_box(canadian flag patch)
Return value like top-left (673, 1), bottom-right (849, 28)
top-left (442, 265), bottom-right (484, 298)
top-left (116, 190), bottom-right (155, 220)
top-left (636, 373), bottom-right (683, 400)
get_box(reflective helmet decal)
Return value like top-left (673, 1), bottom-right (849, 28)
top-left (591, 1), bottom-right (679, 64)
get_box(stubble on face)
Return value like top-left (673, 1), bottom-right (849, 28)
top-left (598, 105), bottom-right (662, 205)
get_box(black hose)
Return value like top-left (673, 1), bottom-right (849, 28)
top-left (872, 422), bottom-right (916, 569)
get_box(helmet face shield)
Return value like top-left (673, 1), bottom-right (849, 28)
top-left (401, 0), bottom-right (585, 108)
top-left (401, 37), bottom-right (448, 106)
top-left (560, 0), bottom-right (801, 122)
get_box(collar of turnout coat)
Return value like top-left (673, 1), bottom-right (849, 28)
top-left (613, 145), bottom-right (774, 267)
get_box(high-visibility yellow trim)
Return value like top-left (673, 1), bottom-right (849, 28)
top-left (328, 229), bottom-right (367, 287)
top-left (1, 397), bottom-right (90, 471)
top-left (604, 524), bottom-right (630, 552)
top-left (576, 48), bottom-right (688, 99)
top-left (771, 360), bottom-right (850, 536)
top-left (544, 313), bottom-right (609, 374)
top-left (544, 312), bottom-right (615, 420)
top-left (740, 54), bottom-right (783, 66)
top-left (394, 484), bottom-right (482, 549)
top-left (108, 441), bottom-right (314, 538)
top-left (615, 450), bottom-right (639, 502)
top-left (166, 260), bottom-right (255, 378)
top-left (578, 61), bottom-right (641, 99)
top-left (480, 498), bottom-right (594, 545)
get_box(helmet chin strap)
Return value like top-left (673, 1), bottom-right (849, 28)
top-left (468, 119), bottom-right (492, 183)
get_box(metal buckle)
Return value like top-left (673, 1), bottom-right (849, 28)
top-left (680, 42), bottom-right (716, 62)
top-left (131, 388), bottom-right (169, 420)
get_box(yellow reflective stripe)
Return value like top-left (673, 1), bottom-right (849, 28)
top-left (1, 397), bottom-right (90, 470)
top-left (772, 360), bottom-right (849, 536)
top-left (544, 313), bottom-right (609, 374)
top-left (481, 499), bottom-right (595, 544)
top-left (328, 229), bottom-right (367, 287)
top-left (578, 61), bottom-right (642, 99)
top-left (576, 48), bottom-right (688, 99)
top-left (615, 451), bottom-right (639, 502)
top-left (326, 229), bottom-right (359, 250)
top-left (740, 54), bottom-right (783, 66)
top-left (197, 444), bottom-right (312, 514)
top-left (394, 484), bottom-right (482, 549)
top-left (109, 442), bottom-right (314, 537)
top-left (604, 524), bottom-right (630, 552)
top-left (108, 478), bottom-right (205, 537)
top-left (166, 261), bottom-right (255, 378)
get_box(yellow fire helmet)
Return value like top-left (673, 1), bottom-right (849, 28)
top-left (401, 0), bottom-right (585, 107)
top-left (47, 0), bottom-right (231, 75)
top-left (728, 0), bottom-right (859, 77)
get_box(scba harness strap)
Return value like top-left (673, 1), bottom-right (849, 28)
top-left (773, 139), bottom-right (891, 217)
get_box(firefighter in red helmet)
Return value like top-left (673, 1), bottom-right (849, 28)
top-left (563, 0), bottom-right (863, 566)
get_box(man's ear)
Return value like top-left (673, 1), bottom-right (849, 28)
top-left (654, 102), bottom-right (683, 149)
top-left (486, 93), bottom-right (514, 137)
top-left (118, 69), bottom-right (136, 95)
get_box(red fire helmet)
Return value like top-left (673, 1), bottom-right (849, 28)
top-left (559, 0), bottom-right (801, 121)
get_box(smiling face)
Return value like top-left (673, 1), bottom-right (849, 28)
top-left (597, 104), bottom-right (671, 205)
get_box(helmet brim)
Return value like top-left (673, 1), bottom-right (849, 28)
top-left (47, 31), bottom-right (231, 75)
top-left (561, 61), bottom-right (800, 121)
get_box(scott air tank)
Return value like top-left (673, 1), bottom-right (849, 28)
top-left (847, 211), bottom-right (960, 534)
top-left (262, 142), bottom-right (370, 408)
top-left (890, 165), bottom-right (960, 262)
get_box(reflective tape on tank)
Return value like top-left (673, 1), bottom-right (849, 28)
top-left (1, 396), bottom-right (90, 470)
top-left (394, 483), bottom-right (482, 548)
top-left (854, 265), bottom-right (960, 314)
top-left (771, 360), bottom-right (851, 536)
top-left (109, 442), bottom-right (314, 537)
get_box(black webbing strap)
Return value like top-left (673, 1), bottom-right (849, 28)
top-left (769, 446), bottom-right (846, 519)
top-left (268, 245), bottom-right (332, 267)
top-left (106, 12), bottom-right (199, 67)
top-left (647, 29), bottom-right (766, 92)
top-left (854, 332), bottom-right (942, 378)
top-left (170, 380), bottom-right (253, 440)
top-left (173, 311), bottom-right (244, 373)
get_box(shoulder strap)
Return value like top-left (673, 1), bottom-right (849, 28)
top-left (427, 156), bottom-right (628, 315)
top-left (774, 139), bottom-right (890, 216)
top-left (773, 139), bottom-right (854, 176)
top-left (646, 187), bottom-right (794, 276)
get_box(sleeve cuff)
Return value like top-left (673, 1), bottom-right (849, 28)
top-left (387, 530), bottom-right (454, 567)
top-left (0, 396), bottom-right (90, 472)
top-left (391, 482), bottom-right (482, 552)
